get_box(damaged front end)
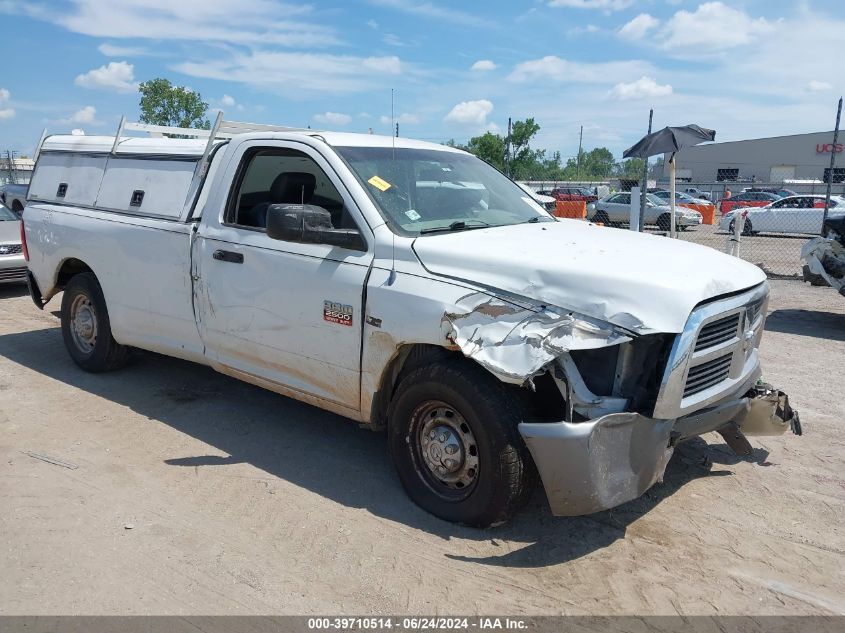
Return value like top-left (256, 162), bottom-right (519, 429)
top-left (442, 283), bottom-right (802, 517)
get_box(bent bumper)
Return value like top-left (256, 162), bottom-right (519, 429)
top-left (518, 384), bottom-right (800, 516)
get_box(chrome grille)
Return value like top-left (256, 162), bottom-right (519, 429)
top-left (684, 353), bottom-right (733, 397)
top-left (694, 313), bottom-right (740, 352)
top-left (0, 243), bottom-right (23, 255)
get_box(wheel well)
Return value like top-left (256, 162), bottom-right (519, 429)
top-left (56, 258), bottom-right (94, 289)
top-left (370, 344), bottom-right (460, 430)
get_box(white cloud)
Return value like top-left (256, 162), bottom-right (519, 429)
top-left (220, 94), bottom-right (236, 107)
top-left (509, 55), bottom-right (653, 84)
top-left (808, 80), bottom-right (832, 92)
top-left (367, 0), bottom-right (497, 28)
top-left (608, 76), bottom-right (673, 100)
top-left (74, 61), bottom-right (138, 93)
top-left (618, 13), bottom-right (659, 40)
top-left (444, 100), bottom-right (494, 127)
top-left (470, 59), bottom-right (497, 71)
top-left (661, 2), bottom-right (774, 54)
top-left (314, 111), bottom-right (352, 126)
top-left (366, 19), bottom-right (379, 29)
top-left (379, 112), bottom-right (420, 125)
top-left (174, 51), bottom-right (403, 95)
top-left (70, 105), bottom-right (97, 124)
top-left (382, 33), bottom-right (405, 47)
top-left (71, 129), bottom-right (86, 136)
top-left (568, 24), bottom-right (600, 35)
top-left (0, 87), bottom-right (14, 119)
top-left (98, 43), bottom-right (151, 57)
top-left (51, 0), bottom-right (340, 48)
top-left (548, 0), bottom-right (634, 11)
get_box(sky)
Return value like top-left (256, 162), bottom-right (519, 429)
top-left (0, 0), bottom-right (842, 161)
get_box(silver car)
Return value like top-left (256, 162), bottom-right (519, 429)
top-left (0, 202), bottom-right (26, 284)
top-left (588, 192), bottom-right (702, 230)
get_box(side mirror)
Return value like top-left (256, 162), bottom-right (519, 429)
top-left (266, 204), bottom-right (366, 251)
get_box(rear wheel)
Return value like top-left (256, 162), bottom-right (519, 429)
top-left (60, 273), bottom-right (129, 372)
top-left (388, 361), bottom-right (536, 527)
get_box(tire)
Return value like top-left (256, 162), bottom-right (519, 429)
top-left (592, 210), bottom-right (609, 225)
top-left (60, 272), bottom-right (129, 372)
top-left (729, 219), bottom-right (754, 236)
top-left (657, 213), bottom-right (671, 231)
top-left (387, 360), bottom-right (537, 527)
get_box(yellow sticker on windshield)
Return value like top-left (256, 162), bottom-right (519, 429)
top-left (367, 175), bottom-right (392, 192)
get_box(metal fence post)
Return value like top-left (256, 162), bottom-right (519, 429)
top-left (822, 97), bottom-right (843, 234)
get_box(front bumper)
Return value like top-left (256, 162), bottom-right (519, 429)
top-left (0, 254), bottom-right (27, 284)
top-left (677, 215), bottom-right (703, 226)
top-left (518, 383), bottom-right (800, 516)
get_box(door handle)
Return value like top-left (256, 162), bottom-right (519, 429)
top-left (213, 249), bottom-right (244, 264)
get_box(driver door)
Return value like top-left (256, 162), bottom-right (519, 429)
top-left (193, 141), bottom-right (373, 411)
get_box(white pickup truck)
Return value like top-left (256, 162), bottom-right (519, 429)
top-left (22, 117), bottom-right (800, 526)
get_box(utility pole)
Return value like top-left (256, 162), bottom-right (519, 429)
top-left (505, 117), bottom-right (512, 178)
top-left (638, 109), bottom-right (654, 232)
top-left (576, 125), bottom-right (583, 183)
top-left (822, 97), bottom-right (843, 231)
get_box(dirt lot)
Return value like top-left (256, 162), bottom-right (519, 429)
top-left (0, 280), bottom-right (843, 615)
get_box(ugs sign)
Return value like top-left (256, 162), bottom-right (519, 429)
top-left (816, 143), bottom-right (843, 154)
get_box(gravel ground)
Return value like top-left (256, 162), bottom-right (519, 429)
top-left (0, 280), bottom-right (843, 615)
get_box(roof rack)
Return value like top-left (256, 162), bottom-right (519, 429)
top-left (108, 112), bottom-right (319, 217)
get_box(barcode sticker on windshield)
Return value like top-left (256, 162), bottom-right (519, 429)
top-left (405, 209), bottom-right (421, 221)
top-left (368, 176), bottom-right (392, 192)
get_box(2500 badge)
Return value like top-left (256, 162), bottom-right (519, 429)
top-left (324, 300), bottom-right (353, 326)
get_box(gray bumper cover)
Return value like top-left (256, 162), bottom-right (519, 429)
top-left (518, 385), bottom-right (799, 517)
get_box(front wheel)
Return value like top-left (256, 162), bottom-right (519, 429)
top-left (592, 210), bottom-right (609, 225)
top-left (729, 218), bottom-right (754, 236)
top-left (657, 213), bottom-right (671, 231)
top-left (388, 361), bottom-right (536, 527)
top-left (61, 273), bottom-right (129, 372)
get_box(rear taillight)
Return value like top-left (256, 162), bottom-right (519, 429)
top-left (20, 219), bottom-right (29, 261)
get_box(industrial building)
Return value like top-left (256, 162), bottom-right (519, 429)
top-left (665, 130), bottom-right (844, 184)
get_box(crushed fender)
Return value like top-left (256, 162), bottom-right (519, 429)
top-left (441, 292), bottom-right (631, 384)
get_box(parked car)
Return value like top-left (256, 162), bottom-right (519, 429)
top-left (683, 187), bottom-right (710, 201)
top-left (651, 190), bottom-right (711, 207)
top-left (0, 183), bottom-right (28, 215)
top-left (22, 121), bottom-right (799, 526)
top-left (0, 202), bottom-right (26, 284)
top-left (719, 195), bottom-right (845, 235)
top-left (588, 192), bottom-right (702, 230)
top-left (516, 182), bottom-right (557, 214)
top-left (742, 187), bottom-right (797, 199)
top-left (550, 186), bottom-right (598, 203)
top-left (720, 191), bottom-right (780, 215)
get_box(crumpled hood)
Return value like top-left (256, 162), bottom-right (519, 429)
top-left (412, 220), bottom-right (765, 334)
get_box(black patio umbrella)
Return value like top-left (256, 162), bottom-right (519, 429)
top-left (623, 124), bottom-right (715, 160)
top-left (624, 124), bottom-right (715, 236)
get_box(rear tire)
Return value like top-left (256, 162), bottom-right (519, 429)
top-left (387, 360), bottom-right (537, 527)
top-left (61, 273), bottom-right (129, 372)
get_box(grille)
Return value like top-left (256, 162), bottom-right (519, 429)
top-left (0, 243), bottom-right (23, 255)
top-left (684, 353), bottom-right (733, 397)
top-left (694, 313), bottom-right (740, 352)
top-left (746, 297), bottom-right (764, 324)
top-left (0, 266), bottom-right (27, 281)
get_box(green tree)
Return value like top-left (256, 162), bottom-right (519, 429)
top-left (138, 78), bottom-right (210, 129)
top-left (465, 132), bottom-right (506, 171)
top-left (618, 157), bottom-right (645, 178)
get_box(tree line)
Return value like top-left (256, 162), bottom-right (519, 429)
top-left (445, 118), bottom-right (646, 181)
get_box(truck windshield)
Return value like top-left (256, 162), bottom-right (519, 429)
top-left (336, 146), bottom-right (554, 236)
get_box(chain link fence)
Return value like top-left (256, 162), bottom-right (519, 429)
top-left (522, 179), bottom-right (845, 278)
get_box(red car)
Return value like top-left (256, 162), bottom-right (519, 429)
top-left (720, 191), bottom-right (780, 215)
top-left (549, 187), bottom-right (598, 203)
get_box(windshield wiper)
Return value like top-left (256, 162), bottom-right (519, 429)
top-left (419, 220), bottom-right (492, 234)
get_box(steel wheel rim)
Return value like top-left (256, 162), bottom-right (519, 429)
top-left (412, 400), bottom-right (479, 496)
top-left (69, 293), bottom-right (98, 355)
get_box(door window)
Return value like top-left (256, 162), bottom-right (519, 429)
top-left (226, 148), bottom-right (359, 232)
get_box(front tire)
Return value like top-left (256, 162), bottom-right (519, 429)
top-left (657, 213), bottom-right (671, 231)
top-left (388, 361), bottom-right (536, 527)
top-left (592, 210), bottom-right (609, 225)
top-left (729, 218), bottom-right (754, 236)
top-left (60, 273), bottom-right (129, 372)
